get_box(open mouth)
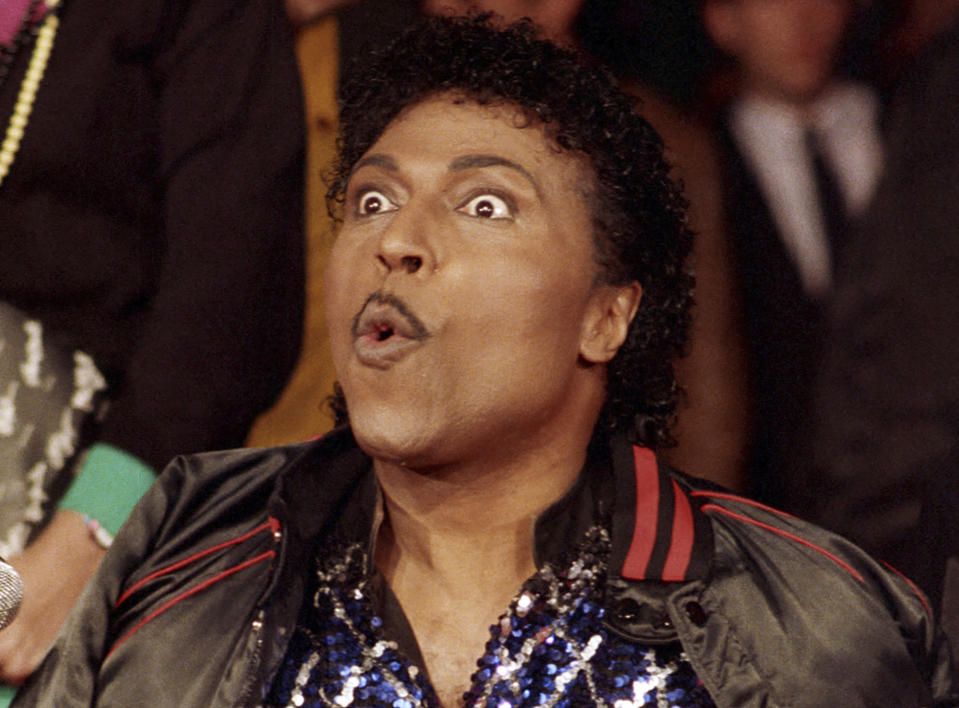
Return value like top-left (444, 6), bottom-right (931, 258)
top-left (351, 292), bottom-right (430, 367)
top-left (352, 292), bottom-right (429, 340)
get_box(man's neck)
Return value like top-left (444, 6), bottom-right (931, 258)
top-left (372, 439), bottom-right (586, 577)
top-left (372, 447), bottom-right (588, 707)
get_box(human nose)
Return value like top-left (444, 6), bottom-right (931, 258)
top-left (376, 207), bottom-right (435, 276)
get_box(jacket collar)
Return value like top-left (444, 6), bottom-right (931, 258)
top-left (608, 439), bottom-right (713, 584)
top-left (600, 437), bottom-right (714, 644)
top-left (270, 427), bottom-right (714, 587)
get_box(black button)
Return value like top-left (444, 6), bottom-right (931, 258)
top-left (613, 598), bottom-right (641, 623)
top-left (685, 601), bottom-right (707, 626)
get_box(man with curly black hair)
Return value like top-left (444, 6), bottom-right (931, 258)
top-left (13, 13), bottom-right (957, 707)
top-left (324, 10), bottom-right (693, 453)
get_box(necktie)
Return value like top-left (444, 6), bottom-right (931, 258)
top-left (806, 128), bottom-right (848, 275)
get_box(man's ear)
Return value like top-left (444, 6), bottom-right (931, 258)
top-left (579, 282), bottom-right (642, 364)
top-left (702, 0), bottom-right (742, 56)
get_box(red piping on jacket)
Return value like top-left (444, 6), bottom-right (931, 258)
top-left (882, 560), bottom-right (933, 619)
top-left (690, 489), bottom-right (799, 519)
top-left (106, 550), bottom-right (276, 659)
top-left (115, 520), bottom-right (276, 608)
top-left (700, 503), bottom-right (865, 583)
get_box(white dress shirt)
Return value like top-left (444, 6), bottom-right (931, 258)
top-left (729, 81), bottom-right (883, 297)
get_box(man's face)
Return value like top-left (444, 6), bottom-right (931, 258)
top-left (325, 96), bottom-right (627, 470)
top-left (706, 0), bottom-right (852, 104)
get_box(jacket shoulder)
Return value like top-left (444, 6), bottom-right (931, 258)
top-left (675, 472), bottom-right (931, 613)
top-left (672, 473), bottom-right (958, 704)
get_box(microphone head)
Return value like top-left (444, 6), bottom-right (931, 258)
top-left (0, 558), bottom-right (23, 631)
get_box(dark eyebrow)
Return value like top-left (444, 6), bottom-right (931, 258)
top-left (350, 153), bottom-right (398, 176)
top-left (449, 154), bottom-right (541, 196)
top-left (350, 153), bottom-right (542, 197)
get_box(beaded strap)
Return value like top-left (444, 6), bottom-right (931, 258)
top-left (0, 0), bottom-right (59, 188)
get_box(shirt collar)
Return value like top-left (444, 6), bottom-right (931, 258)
top-left (732, 80), bottom-right (878, 140)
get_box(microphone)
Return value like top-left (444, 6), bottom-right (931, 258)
top-left (0, 558), bottom-right (23, 631)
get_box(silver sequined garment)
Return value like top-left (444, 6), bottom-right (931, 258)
top-left (263, 526), bottom-right (716, 707)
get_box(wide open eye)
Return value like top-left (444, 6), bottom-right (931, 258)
top-left (357, 189), bottom-right (398, 215)
top-left (458, 193), bottom-right (513, 220)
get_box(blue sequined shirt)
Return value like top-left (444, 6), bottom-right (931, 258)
top-left (262, 521), bottom-right (716, 707)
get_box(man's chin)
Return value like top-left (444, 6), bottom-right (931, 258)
top-left (350, 417), bottom-right (439, 471)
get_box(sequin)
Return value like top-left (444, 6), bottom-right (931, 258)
top-left (261, 527), bottom-right (716, 707)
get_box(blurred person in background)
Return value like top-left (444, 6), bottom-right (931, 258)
top-left (700, 0), bottom-right (884, 508)
top-left (0, 0), bottom-right (304, 689)
top-left (799, 7), bottom-right (959, 653)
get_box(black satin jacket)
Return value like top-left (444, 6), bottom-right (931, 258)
top-left (14, 427), bottom-right (959, 706)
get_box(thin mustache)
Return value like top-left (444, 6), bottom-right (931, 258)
top-left (350, 291), bottom-right (431, 340)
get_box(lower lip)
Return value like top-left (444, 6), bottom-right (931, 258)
top-left (353, 333), bottom-right (422, 368)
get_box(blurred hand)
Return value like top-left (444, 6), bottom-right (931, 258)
top-left (0, 511), bottom-right (104, 685)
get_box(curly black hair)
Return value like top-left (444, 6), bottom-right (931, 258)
top-left (327, 13), bottom-right (694, 449)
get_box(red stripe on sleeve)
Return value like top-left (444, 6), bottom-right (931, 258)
top-left (115, 521), bottom-right (275, 608)
top-left (106, 550), bottom-right (275, 659)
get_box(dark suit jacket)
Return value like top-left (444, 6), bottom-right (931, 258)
top-left (714, 120), bottom-right (828, 509)
top-left (799, 19), bottom-right (959, 628)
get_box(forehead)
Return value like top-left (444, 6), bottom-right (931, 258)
top-left (355, 94), bottom-right (595, 193)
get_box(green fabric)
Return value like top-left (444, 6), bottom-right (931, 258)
top-left (58, 443), bottom-right (156, 536)
top-left (0, 683), bottom-right (15, 706)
